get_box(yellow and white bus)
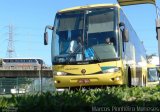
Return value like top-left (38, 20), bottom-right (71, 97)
top-left (44, 4), bottom-right (147, 89)
top-left (147, 64), bottom-right (159, 86)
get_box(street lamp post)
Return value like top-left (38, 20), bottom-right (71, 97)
top-left (156, 6), bottom-right (160, 65)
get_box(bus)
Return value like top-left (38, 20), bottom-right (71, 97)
top-left (1, 58), bottom-right (46, 70)
top-left (147, 64), bottom-right (159, 86)
top-left (44, 4), bottom-right (147, 89)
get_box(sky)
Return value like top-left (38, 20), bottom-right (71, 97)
top-left (0, 0), bottom-right (160, 66)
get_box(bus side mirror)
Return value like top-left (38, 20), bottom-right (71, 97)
top-left (119, 22), bottom-right (129, 42)
top-left (44, 32), bottom-right (48, 45)
top-left (44, 25), bottom-right (54, 45)
top-left (122, 29), bottom-right (129, 42)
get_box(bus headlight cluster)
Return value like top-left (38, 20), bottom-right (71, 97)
top-left (103, 67), bottom-right (120, 73)
top-left (53, 71), bottom-right (67, 76)
top-left (111, 76), bottom-right (121, 81)
top-left (115, 76), bottom-right (120, 81)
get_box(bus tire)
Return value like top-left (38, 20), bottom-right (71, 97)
top-left (128, 67), bottom-right (132, 87)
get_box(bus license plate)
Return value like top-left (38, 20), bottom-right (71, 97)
top-left (78, 79), bottom-right (90, 84)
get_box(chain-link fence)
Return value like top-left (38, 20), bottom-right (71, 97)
top-left (0, 77), bottom-right (55, 94)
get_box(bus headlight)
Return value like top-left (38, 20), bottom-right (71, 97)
top-left (53, 71), bottom-right (67, 76)
top-left (103, 67), bottom-right (120, 73)
top-left (111, 76), bottom-right (121, 81)
top-left (115, 76), bottom-right (120, 81)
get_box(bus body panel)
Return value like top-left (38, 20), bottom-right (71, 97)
top-left (54, 60), bottom-right (124, 88)
top-left (118, 7), bottom-right (147, 87)
top-left (53, 61), bottom-right (118, 75)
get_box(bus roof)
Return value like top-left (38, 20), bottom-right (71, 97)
top-left (58, 4), bottom-right (121, 13)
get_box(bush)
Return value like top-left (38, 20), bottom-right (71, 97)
top-left (0, 86), bottom-right (160, 112)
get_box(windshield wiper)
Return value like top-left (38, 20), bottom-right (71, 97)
top-left (66, 45), bottom-right (101, 63)
top-left (89, 47), bottom-right (101, 62)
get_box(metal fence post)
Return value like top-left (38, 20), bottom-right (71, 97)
top-left (39, 64), bottom-right (43, 93)
top-left (17, 77), bottom-right (19, 94)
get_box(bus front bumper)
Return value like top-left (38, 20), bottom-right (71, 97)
top-left (54, 71), bottom-right (123, 88)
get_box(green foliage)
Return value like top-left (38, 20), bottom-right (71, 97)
top-left (0, 86), bottom-right (160, 112)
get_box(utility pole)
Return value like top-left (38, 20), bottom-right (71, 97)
top-left (155, 6), bottom-right (160, 84)
top-left (156, 6), bottom-right (160, 65)
top-left (6, 24), bottom-right (16, 58)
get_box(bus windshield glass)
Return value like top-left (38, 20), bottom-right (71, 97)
top-left (52, 7), bottom-right (118, 64)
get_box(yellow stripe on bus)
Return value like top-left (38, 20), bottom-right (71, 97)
top-left (117, 0), bottom-right (155, 6)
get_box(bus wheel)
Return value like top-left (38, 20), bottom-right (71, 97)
top-left (128, 68), bottom-right (132, 87)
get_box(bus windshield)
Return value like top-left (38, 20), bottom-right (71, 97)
top-left (148, 68), bottom-right (159, 82)
top-left (52, 7), bottom-right (118, 64)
